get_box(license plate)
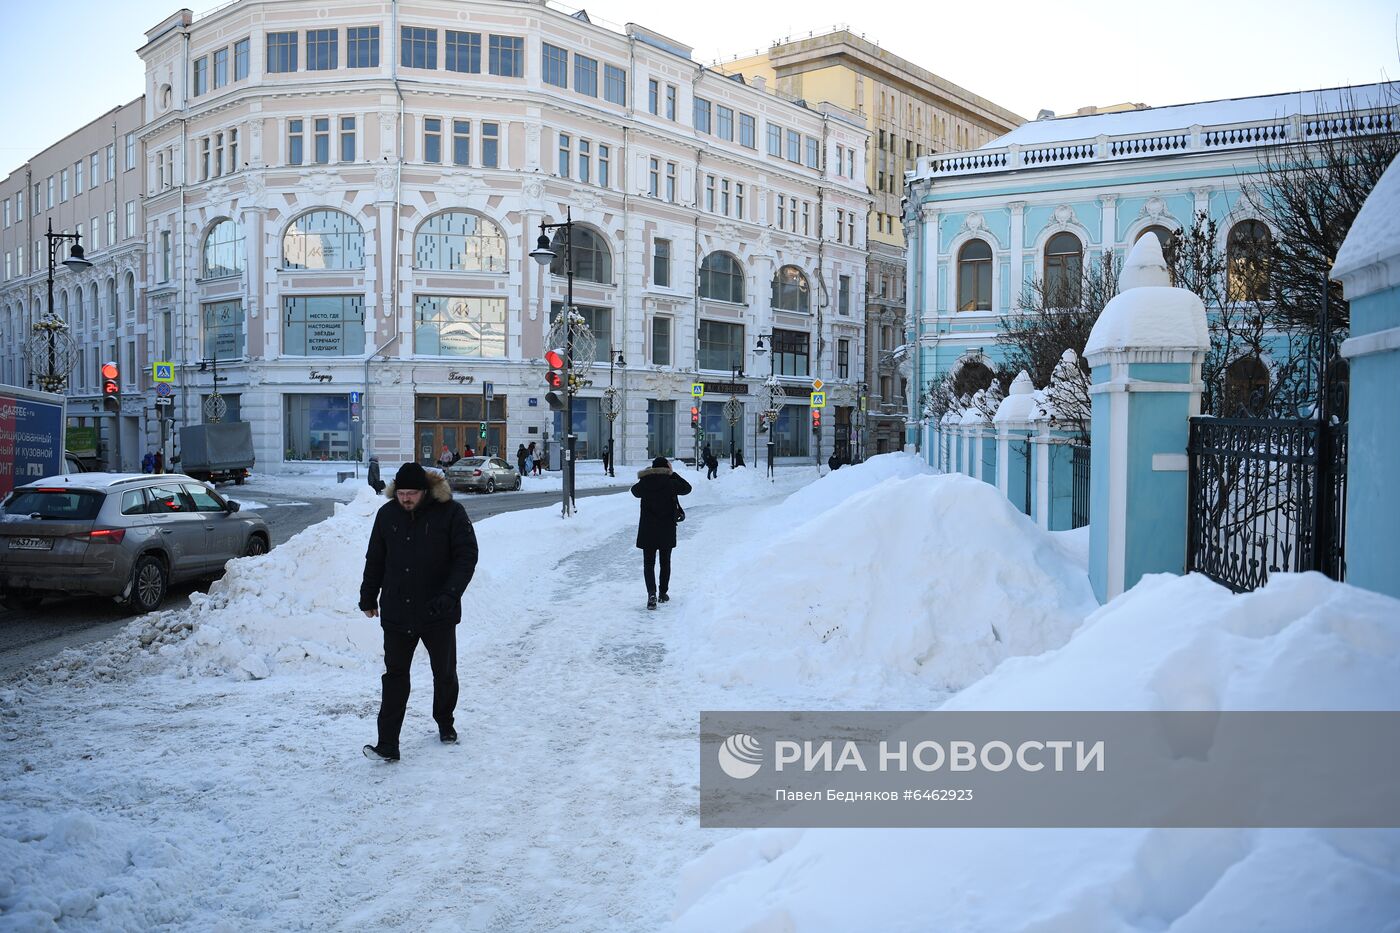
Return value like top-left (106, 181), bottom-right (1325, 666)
top-left (9, 537), bottom-right (53, 551)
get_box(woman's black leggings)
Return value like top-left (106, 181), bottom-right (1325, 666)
top-left (643, 547), bottom-right (672, 596)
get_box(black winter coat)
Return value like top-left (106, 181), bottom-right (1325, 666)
top-left (359, 469), bottom-right (478, 632)
top-left (632, 466), bottom-right (692, 550)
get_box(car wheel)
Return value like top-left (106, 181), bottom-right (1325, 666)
top-left (486, 477), bottom-right (496, 494)
top-left (126, 554), bottom-right (168, 614)
top-left (245, 535), bottom-right (268, 557)
top-left (2, 593), bottom-right (43, 612)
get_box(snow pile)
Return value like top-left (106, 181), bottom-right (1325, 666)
top-left (671, 572), bottom-right (1400, 932)
top-left (681, 465), bottom-right (1097, 697)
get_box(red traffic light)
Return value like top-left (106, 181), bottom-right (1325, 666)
top-left (690, 406), bottom-right (700, 426)
top-left (545, 371), bottom-right (563, 388)
top-left (101, 361), bottom-right (120, 396)
top-left (544, 348), bottom-right (567, 369)
top-left (811, 409), bottom-right (822, 425)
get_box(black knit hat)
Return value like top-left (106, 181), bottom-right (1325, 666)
top-left (651, 456), bottom-right (670, 469)
top-left (394, 461), bottom-right (429, 490)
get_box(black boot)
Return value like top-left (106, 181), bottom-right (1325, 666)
top-left (362, 744), bottom-right (400, 762)
top-left (647, 594), bottom-right (658, 610)
top-left (658, 592), bottom-right (670, 603)
top-left (440, 725), bottom-right (458, 743)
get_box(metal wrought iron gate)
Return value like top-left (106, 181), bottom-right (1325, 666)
top-left (1070, 444), bottom-right (1091, 529)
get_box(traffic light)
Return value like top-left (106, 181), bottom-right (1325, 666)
top-left (811, 408), bottom-right (822, 433)
top-left (690, 406), bottom-right (700, 429)
top-left (479, 422), bottom-right (487, 439)
top-left (544, 347), bottom-right (567, 411)
top-left (101, 361), bottom-right (121, 412)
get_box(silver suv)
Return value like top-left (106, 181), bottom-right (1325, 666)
top-left (0, 473), bottom-right (270, 614)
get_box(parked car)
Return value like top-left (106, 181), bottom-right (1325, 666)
top-left (64, 451), bottom-right (86, 474)
top-left (0, 472), bottom-right (270, 613)
top-left (444, 457), bottom-right (521, 493)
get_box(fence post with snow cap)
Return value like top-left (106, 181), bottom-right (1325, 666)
top-left (1084, 234), bottom-right (1210, 602)
top-left (994, 372), bottom-right (1038, 515)
top-left (1333, 151), bottom-right (1400, 600)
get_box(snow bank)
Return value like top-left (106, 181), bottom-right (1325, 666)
top-left (680, 463), bottom-right (1097, 698)
top-left (671, 572), bottom-right (1400, 932)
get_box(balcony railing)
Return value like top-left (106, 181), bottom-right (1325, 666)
top-left (914, 107), bottom-right (1395, 180)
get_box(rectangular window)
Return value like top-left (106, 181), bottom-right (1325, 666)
top-left (340, 117), bottom-right (356, 162)
top-left (4, 254), bottom-right (9, 280)
top-left (234, 38), bottom-right (250, 80)
top-left (445, 30), bottom-right (480, 73)
top-left (488, 35), bottom-right (523, 77)
top-left (776, 194), bottom-right (785, 230)
top-left (786, 129), bottom-right (801, 162)
top-left (705, 175), bottom-right (715, 212)
top-left (15, 246), bottom-right (21, 276)
top-left (284, 394), bottom-right (362, 462)
top-left (199, 138), bottom-right (210, 180)
top-left (693, 97), bottom-right (711, 134)
top-left (90, 215), bottom-right (100, 248)
top-left (771, 329), bottom-right (810, 377)
top-left (2, 198), bottom-right (8, 228)
top-left (846, 149), bottom-right (855, 178)
top-left (839, 275), bottom-right (851, 315)
top-left (665, 84), bottom-right (677, 120)
top-left (192, 56), bottom-right (208, 96)
top-left (739, 113), bottom-right (756, 149)
top-left (735, 183), bottom-right (744, 220)
top-left (415, 296), bottom-right (508, 357)
top-left (46, 177), bottom-right (53, 208)
top-left (125, 133), bottom-right (135, 170)
top-left (836, 209), bottom-right (845, 243)
top-left (647, 399), bottom-right (675, 458)
top-left (107, 209), bottom-right (116, 245)
top-left (282, 295), bottom-right (366, 356)
top-left (452, 119), bottom-right (470, 165)
top-left (160, 230), bottom-right (172, 283)
top-left (574, 54), bottom-right (598, 97)
top-left (848, 213), bottom-right (854, 245)
top-left (716, 105), bottom-right (733, 141)
top-left (288, 118), bottom-right (304, 165)
top-left (604, 64), bottom-right (626, 105)
top-left (555, 134), bottom-right (571, 177)
top-left (229, 128), bottom-right (239, 170)
top-left (697, 320), bottom-right (744, 372)
top-left (838, 339), bottom-right (849, 379)
top-left (665, 162), bottom-right (676, 202)
top-left (75, 160), bottom-right (84, 195)
top-left (481, 122), bottom-right (499, 167)
top-left (767, 123), bottom-right (781, 157)
top-left (314, 118), bottom-right (330, 164)
top-left (106, 144), bottom-right (115, 178)
top-left (648, 158), bottom-right (659, 197)
top-left (125, 201), bottom-right (135, 237)
top-left (653, 238), bottom-right (670, 288)
top-left (210, 48), bottom-right (227, 89)
top-left (216, 134), bottom-right (226, 176)
top-left (648, 78), bottom-right (659, 115)
top-left (802, 202), bottom-right (810, 236)
top-left (542, 42), bottom-right (567, 87)
top-left (16, 191), bottom-right (22, 220)
top-left (307, 28), bottom-right (337, 70)
top-left (651, 317), bottom-right (671, 365)
top-left (267, 31), bottom-right (298, 73)
top-left (805, 136), bottom-right (819, 169)
top-left (423, 117), bottom-right (442, 163)
top-left (347, 26), bottom-right (380, 68)
top-left (400, 26), bottom-right (436, 69)
top-left (598, 144), bottom-right (609, 187)
top-left (60, 169), bottom-right (68, 202)
top-left (721, 179), bottom-right (730, 216)
top-left (578, 139), bottom-right (591, 184)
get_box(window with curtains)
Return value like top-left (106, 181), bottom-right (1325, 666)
top-left (1227, 220), bottom-right (1272, 302)
top-left (957, 239), bottom-right (992, 311)
top-left (1043, 231), bottom-right (1083, 307)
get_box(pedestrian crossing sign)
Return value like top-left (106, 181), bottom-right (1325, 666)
top-left (152, 362), bottom-right (175, 384)
top-left (691, 382), bottom-right (705, 398)
top-left (810, 391), bottom-right (826, 408)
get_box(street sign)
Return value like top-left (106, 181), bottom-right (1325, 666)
top-left (152, 362), bottom-right (174, 384)
top-left (528, 397), bottom-right (539, 407)
top-left (812, 378), bottom-right (824, 391)
top-left (810, 391), bottom-right (827, 408)
top-left (350, 391), bottom-right (361, 404)
top-left (484, 382), bottom-right (495, 401)
top-left (155, 397), bottom-right (173, 407)
top-left (691, 382), bottom-right (705, 398)
top-left (155, 383), bottom-right (173, 398)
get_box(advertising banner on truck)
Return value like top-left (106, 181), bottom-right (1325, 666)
top-left (0, 388), bottom-right (65, 499)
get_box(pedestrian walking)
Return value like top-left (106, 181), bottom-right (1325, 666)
top-left (141, 450), bottom-right (155, 474)
top-left (631, 456), bottom-right (692, 611)
top-left (438, 445), bottom-right (454, 469)
top-left (359, 461), bottom-right (479, 762)
top-left (516, 444), bottom-right (528, 477)
top-left (702, 444), bottom-right (719, 480)
top-left (528, 441), bottom-right (543, 475)
top-left (828, 452), bottom-right (841, 472)
top-left (367, 456), bottom-right (385, 494)
top-left (154, 451), bottom-right (165, 474)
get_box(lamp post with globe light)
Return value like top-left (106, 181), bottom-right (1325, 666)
top-left (530, 208), bottom-right (578, 518)
top-left (26, 219), bottom-right (93, 394)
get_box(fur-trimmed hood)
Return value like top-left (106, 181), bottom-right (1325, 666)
top-left (636, 466), bottom-right (672, 479)
top-left (384, 467), bottom-right (454, 503)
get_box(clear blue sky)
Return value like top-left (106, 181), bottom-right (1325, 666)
top-left (2, 0), bottom-right (1396, 178)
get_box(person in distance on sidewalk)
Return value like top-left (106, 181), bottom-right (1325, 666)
top-left (632, 456), bottom-right (692, 610)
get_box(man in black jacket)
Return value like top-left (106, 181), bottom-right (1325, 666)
top-left (359, 462), bottom-right (478, 761)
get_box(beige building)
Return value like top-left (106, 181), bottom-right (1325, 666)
top-left (0, 100), bottom-right (148, 469)
top-left (723, 32), bottom-right (1021, 454)
top-left (134, 0), bottom-right (869, 471)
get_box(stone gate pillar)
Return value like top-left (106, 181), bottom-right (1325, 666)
top-left (1084, 235), bottom-right (1209, 602)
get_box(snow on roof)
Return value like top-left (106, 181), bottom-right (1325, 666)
top-left (1333, 152), bottom-right (1400, 294)
top-left (985, 82), bottom-right (1396, 149)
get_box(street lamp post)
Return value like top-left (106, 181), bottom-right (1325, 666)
top-left (530, 208), bottom-right (578, 518)
top-left (856, 380), bottom-right (869, 462)
top-left (752, 333), bottom-right (776, 480)
top-left (727, 361), bottom-right (745, 470)
top-left (605, 348), bottom-right (625, 478)
top-left (32, 219), bottom-right (92, 393)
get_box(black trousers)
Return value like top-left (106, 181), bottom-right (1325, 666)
top-left (377, 625), bottom-right (458, 752)
top-left (642, 547), bottom-right (672, 596)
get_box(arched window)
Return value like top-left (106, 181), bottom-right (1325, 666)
top-left (1223, 355), bottom-right (1270, 415)
top-left (1137, 225), bottom-right (1173, 250)
top-left (74, 287), bottom-right (84, 327)
top-left (283, 209), bottom-right (365, 270)
top-left (125, 272), bottom-right (136, 318)
top-left (202, 219), bottom-right (245, 279)
top-left (1044, 231), bottom-right (1083, 307)
top-left (699, 252), bottom-right (744, 304)
top-left (1227, 220), bottom-right (1271, 302)
top-left (414, 211), bottom-right (506, 272)
top-left (107, 278), bottom-right (118, 327)
top-left (549, 226), bottom-right (611, 284)
top-left (88, 284), bottom-right (98, 330)
top-left (957, 239), bottom-right (992, 312)
top-left (770, 265), bottom-right (810, 313)
top-left (60, 290), bottom-right (69, 324)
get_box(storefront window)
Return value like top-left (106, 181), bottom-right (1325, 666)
top-left (414, 296), bottom-right (507, 357)
top-left (647, 399), bottom-right (675, 458)
top-left (283, 295), bottom-right (366, 356)
top-left (701, 400), bottom-right (737, 457)
top-left (202, 299), bottom-right (245, 360)
top-left (770, 403), bottom-right (810, 457)
top-left (553, 397), bottom-right (602, 459)
top-left (285, 394), bottom-right (362, 461)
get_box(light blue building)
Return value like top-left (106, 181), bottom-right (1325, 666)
top-left (903, 83), bottom-right (1394, 449)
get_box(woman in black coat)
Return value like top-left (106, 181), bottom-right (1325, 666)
top-left (631, 456), bottom-right (693, 610)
